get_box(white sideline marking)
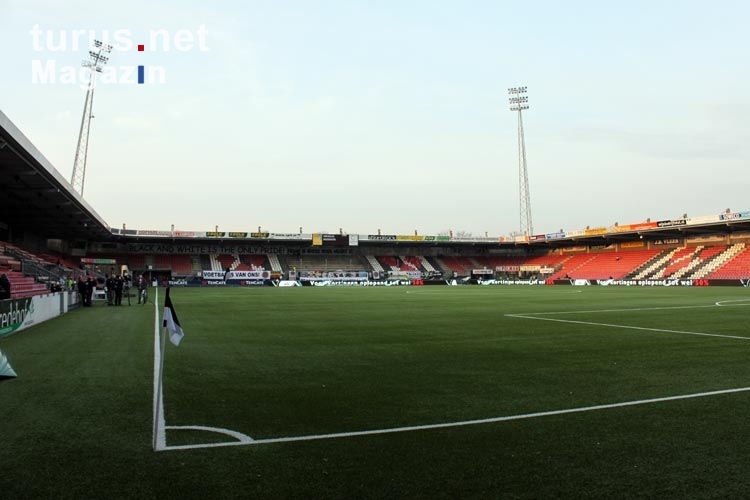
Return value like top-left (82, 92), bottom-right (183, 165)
top-left (159, 387), bottom-right (750, 451)
top-left (513, 304), bottom-right (719, 316)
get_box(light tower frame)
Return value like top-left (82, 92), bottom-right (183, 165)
top-left (508, 86), bottom-right (533, 236)
top-left (71, 40), bottom-right (112, 196)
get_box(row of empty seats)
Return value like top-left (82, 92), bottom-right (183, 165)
top-left (0, 270), bottom-right (50, 299)
top-left (0, 242), bottom-right (57, 298)
top-left (548, 249), bottom-right (663, 280)
top-left (706, 244), bottom-right (750, 279)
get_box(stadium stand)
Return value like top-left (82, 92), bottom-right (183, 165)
top-left (668, 245), bottom-right (727, 280)
top-left (632, 249), bottom-right (676, 279)
top-left (706, 243), bottom-right (750, 279)
top-left (235, 254), bottom-right (269, 271)
top-left (151, 254), bottom-right (193, 275)
top-left (438, 256), bottom-right (477, 275)
top-left (575, 249), bottom-right (662, 280)
top-left (289, 254), bottom-right (369, 273)
top-left (267, 254), bottom-right (283, 273)
top-left (473, 255), bottom-right (527, 270)
top-left (524, 253), bottom-right (572, 269)
top-left (212, 254), bottom-right (239, 272)
top-left (365, 255), bottom-right (385, 274)
top-left (190, 255), bottom-right (203, 275)
top-left (376, 256), bottom-right (400, 271)
top-left (547, 253), bottom-right (598, 280)
top-left (0, 253), bottom-right (22, 272)
top-left (5, 271), bottom-right (49, 299)
top-left (199, 254), bottom-right (212, 272)
top-left (126, 254), bottom-right (146, 270)
top-left (652, 247), bottom-right (701, 279)
top-left (0, 242), bottom-right (72, 298)
top-left (417, 256), bottom-right (438, 274)
top-left (399, 255), bottom-right (422, 271)
top-left (41, 241), bottom-right (750, 283)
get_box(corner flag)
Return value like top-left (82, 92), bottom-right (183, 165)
top-left (0, 348), bottom-right (17, 378)
top-left (162, 287), bottom-right (184, 346)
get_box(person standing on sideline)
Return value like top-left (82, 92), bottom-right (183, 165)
top-left (77, 275), bottom-right (87, 305)
top-left (138, 274), bottom-right (148, 305)
top-left (0, 273), bottom-right (11, 300)
top-left (105, 274), bottom-right (115, 306)
top-left (114, 275), bottom-right (124, 306)
top-left (85, 276), bottom-right (94, 306)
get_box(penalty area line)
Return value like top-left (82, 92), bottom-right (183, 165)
top-left (505, 313), bottom-right (750, 341)
top-left (508, 304), bottom-right (720, 316)
top-left (159, 386), bottom-right (750, 451)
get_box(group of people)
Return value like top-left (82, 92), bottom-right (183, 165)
top-left (77, 272), bottom-right (150, 307)
top-left (76, 275), bottom-right (97, 307)
top-left (76, 273), bottom-right (136, 307)
top-left (1, 270), bottom-right (150, 306)
top-left (104, 274), bottom-right (130, 306)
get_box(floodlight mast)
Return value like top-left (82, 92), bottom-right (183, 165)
top-left (71, 40), bottom-right (112, 196)
top-left (508, 86), bottom-right (533, 236)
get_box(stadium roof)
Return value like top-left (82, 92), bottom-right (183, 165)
top-left (532, 219), bottom-right (750, 249)
top-left (0, 110), bottom-right (112, 241)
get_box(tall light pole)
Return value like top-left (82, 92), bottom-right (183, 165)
top-left (508, 86), bottom-right (533, 236)
top-left (71, 40), bottom-right (112, 196)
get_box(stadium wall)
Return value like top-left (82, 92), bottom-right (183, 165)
top-left (0, 291), bottom-right (77, 339)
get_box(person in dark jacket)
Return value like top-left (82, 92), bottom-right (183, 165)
top-left (114, 275), bottom-right (124, 306)
top-left (138, 275), bottom-right (148, 304)
top-left (0, 274), bottom-right (11, 300)
top-left (86, 277), bottom-right (94, 306)
top-left (77, 275), bottom-right (87, 305)
top-left (105, 274), bottom-right (115, 305)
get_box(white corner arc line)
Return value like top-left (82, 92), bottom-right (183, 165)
top-left (716, 300), bottom-right (750, 306)
top-left (159, 387), bottom-right (750, 451)
top-left (166, 425), bottom-right (254, 443)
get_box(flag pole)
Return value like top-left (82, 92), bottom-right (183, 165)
top-left (152, 287), bottom-right (169, 451)
top-left (153, 286), bottom-right (185, 451)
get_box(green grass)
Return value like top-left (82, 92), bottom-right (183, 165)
top-left (2, 285), bottom-right (750, 499)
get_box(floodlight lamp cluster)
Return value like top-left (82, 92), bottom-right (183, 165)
top-left (508, 86), bottom-right (529, 111)
top-left (83, 40), bottom-right (113, 72)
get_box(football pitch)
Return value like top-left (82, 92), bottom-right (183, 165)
top-left (2, 285), bottom-right (750, 499)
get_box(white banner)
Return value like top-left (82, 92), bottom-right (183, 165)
top-left (302, 276), bottom-right (369, 282)
top-left (268, 233), bottom-right (313, 240)
top-left (203, 270), bottom-right (270, 280)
